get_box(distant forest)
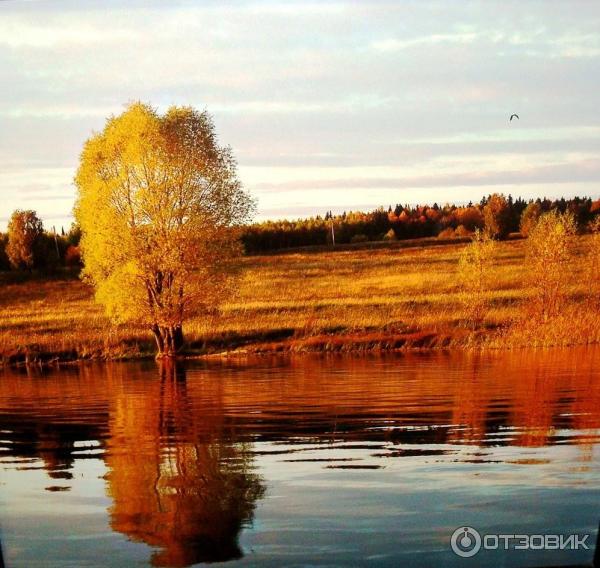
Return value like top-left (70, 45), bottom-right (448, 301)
top-left (1, 194), bottom-right (600, 271)
top-left (241, 194), bottom-right (600, 253)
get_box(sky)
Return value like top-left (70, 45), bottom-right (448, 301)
top-left (1, 0), bottom-right (600, 230)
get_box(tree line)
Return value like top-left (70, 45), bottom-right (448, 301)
top-left (241, 194), bottom-right (600, 252)
top-left (2, 194), bottom-right (599, 273)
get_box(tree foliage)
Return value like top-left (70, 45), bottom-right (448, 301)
top-left (525, 210), bottom-right (576, 321)
top-left (240, 194), bottom-right (600, 253)
top-left (586, 217), bottom-right (600, 308)
top-left (519, 202), bottom-right (542, 237)
top-left (74, 102), bottom-right (254, 355)
top-left (6, 209), bottom-right (44, 270)
top-left (483, 193), bottom-right (511, 240)
top-left (458, 230), bottom-right (496, 328)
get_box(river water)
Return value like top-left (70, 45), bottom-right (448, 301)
top-left (1, 349), bottom-right (599, 567)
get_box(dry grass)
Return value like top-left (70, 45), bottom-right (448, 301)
top-left (0, 236), bottom-right (598, 363)
top-left (0, 276), bottom-right (150, 362)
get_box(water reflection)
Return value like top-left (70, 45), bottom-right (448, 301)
top-left (1, 348), bottom-right (600, 566)
top-left (106, 361), bottom-right (265, 566)
top-left (0, 361), bottom-right (266, 567)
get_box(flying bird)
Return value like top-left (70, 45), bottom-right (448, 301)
top-left (510, 113), bottom-right (519, 122)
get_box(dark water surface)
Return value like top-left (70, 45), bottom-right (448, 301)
top-left (1, 349), bottom-right (600, 567)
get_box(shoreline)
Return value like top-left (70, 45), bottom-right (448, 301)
top-left (0, 330), bottom-right (462, 368)
top-left (2, 236), bottom-right (598, 369)
top-left (2, 326), bottom-right (596, 369)
top-left (0, 328), bottom-right (466, 367)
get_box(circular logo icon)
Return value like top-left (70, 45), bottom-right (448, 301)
top-left (451, 526), bottom-right (482, 557)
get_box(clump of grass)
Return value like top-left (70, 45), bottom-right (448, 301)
top-left (494, 303), bottom-right (600, 348)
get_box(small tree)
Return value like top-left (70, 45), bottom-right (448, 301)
top-left (525, 210), bottom-right (576, 321)
top-left (519, 202), bottom-right (542, 237)
top-left (483, 193), bottom-right (511, 240)
top-left (6, 209), bottom-right (44, 270)
top-left (75, 103), bottom-right (255, 356)
top-left (586, 217), bottom-right (600, 308)
top-left (458, 230), bottom-right (496, 329)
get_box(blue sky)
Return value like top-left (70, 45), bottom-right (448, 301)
top-left (1, 0), bottom-right (600, 230)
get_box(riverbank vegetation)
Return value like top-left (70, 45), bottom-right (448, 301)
top-left (1, 226), bottom-right (600, 364)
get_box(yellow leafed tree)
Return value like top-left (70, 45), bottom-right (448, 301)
top-left (74, 103), bottom-right (255, 356)
top-left (586, 217), bottom-right (600, 308)
top-left (525, 210), bottom-right (576, 322)
top-left (458, 230), bottom-right (496, 329)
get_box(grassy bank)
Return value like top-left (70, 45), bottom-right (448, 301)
top-left (0, 236), bottom-right (598, 364)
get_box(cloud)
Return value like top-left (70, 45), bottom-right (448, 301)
top-left (249, 157), bottom-right (600, 193)
top-left (0, 104), bottom-right (119, 119)
top-left (0, 0), bottom-right (599, 227)
top-left (370, 32), bottom-right (482, 52)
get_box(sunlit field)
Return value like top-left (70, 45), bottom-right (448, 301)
top-left (1, 236), bottom-right (598, 364)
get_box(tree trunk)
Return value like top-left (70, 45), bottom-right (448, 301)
top-left (151, 324), bottom-right (185, 358)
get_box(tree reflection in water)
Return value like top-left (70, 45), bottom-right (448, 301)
top-left (105, 360), bottom-right (265, 567)
top-left (2, 349), bottom-right (600, 566)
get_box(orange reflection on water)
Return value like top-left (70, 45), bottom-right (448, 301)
top-left (1, 348), bottom-right (600, 565)
top-left (104, 361), bottom-right (265, 566)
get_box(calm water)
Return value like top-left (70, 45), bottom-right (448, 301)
top-left (1, 350), bottom-right (600, 567)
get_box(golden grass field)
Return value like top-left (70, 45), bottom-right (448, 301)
top-left (1, 236), bottom-right (599, 364)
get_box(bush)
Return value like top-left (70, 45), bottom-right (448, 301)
top-left (458, 230), bottom-right (496, 328)
top-left (585, 217), bottom-right (600, 307)
top-left (350, 234), bottom-right (369, 244)
top-left (454, 225), bottom-right (472, 237)
top-left (383, 229), bottom-right (396, 241)
top-left (437, 227), bottom-right (455, 239)
top-left (525, 210), bottom-right (576, 321)
top-left (520, 202), bottom-right (542, 237)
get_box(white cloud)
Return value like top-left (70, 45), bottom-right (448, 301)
top-left (0, 23), bottom-right (140, 49)
top-left (0, 0), bottom-right (599, 227)
top-left (370, 32), bottom-right (482, 52)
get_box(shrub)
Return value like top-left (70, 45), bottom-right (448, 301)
top-left (437, 227), bottom-right (455, 239)
top-left (454, 225), bottom-right (472, 237)
top-left (458, 230), bottom-right (496, 329)
top-left (525, 210), bottom-right (576, 321)
top-left (585, 217), bottom-right (600, 307)
top-left (520, 202), bottom-right (542, 237)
